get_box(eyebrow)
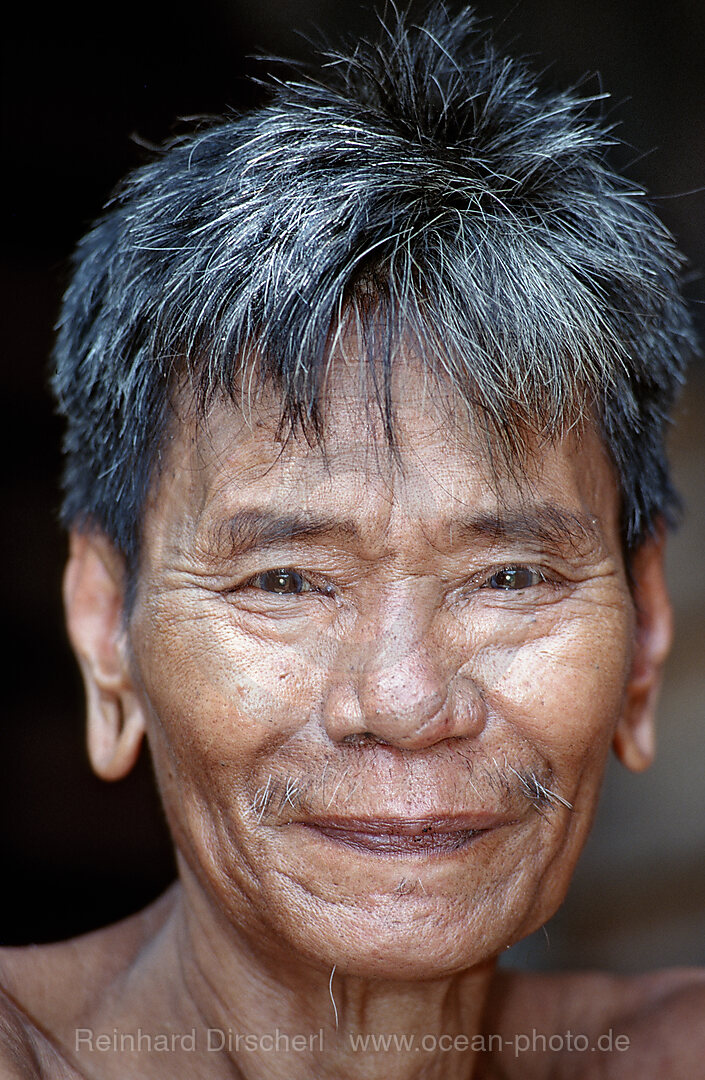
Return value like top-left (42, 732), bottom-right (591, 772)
top-left (209, 509), bottom-right (360, 557)
top-left (207, 504), bottom-right (601, 560)
top-left (448, 506), bottom-right (602, 555)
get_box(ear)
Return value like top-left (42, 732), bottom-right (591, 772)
top-left (613, 530), bottom-right (673, 773)
top-left (63, 530), bottom-right (146, 781)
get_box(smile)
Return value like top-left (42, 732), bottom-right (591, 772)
top-left (294, 815), bottom-right (509, 856)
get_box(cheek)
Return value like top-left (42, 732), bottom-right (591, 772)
top-left (127, 595), bottom-right (333, 867)
top-left (473, 600), bottom-right (633, 769)
top-left (128, 595), bottom-right (336, 915)
top-left (470, 603), bottom-right (633, 929)
top-left (133, 594), bottom-right (325, 759)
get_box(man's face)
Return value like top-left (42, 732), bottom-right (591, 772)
top-left (121, 358), bottom-right (640, 979)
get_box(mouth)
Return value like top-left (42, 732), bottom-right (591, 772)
top-left (294, 815), bottom-right (512, 856)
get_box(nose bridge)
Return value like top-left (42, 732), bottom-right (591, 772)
top-left (321, 573), bottom-right (489, 750)
top-left (353, 584), bottom-right (449, 742)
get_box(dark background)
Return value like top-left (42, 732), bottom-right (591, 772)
top-left (2, 0), bottom-right (703, 954)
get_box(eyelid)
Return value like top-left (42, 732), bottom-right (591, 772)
top-left (243, 567), bottom-right (334, 596)
top-left (234, 562), bottom-right (561, 597)
top-left (488, 565), bottom-right (545, 583)
top-left (475, 563), bottom-right (558, 590)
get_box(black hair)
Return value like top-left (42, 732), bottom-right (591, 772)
top-left (51, 4), bottom-right (696, 572)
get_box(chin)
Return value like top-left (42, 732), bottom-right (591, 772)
top-left (265, 890), bottom-right (524, 981)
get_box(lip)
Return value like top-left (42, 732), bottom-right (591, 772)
top-left (293, 814), bottom-right (513, 856)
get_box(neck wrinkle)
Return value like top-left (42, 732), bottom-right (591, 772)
top-left (173, 875), bottom-right (498, 1080)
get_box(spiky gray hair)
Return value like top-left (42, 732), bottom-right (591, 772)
top-left (52, 4), bottom-right (695, 570)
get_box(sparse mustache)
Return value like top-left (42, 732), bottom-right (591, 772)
top-left (248, 752), bottom-right (573, 824)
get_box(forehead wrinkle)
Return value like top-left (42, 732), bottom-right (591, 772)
top-left (203, 496), bottom-right (602, 570)
top-left (194, 438), bottom-right (604, 562)
top-left (164, 375), bottom-right (616, 568)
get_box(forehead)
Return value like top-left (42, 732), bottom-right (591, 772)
top-left (145, 357), bottom-right (620, 560)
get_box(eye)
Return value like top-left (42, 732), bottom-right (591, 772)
top-left (486, 566), bottom-right (544, 590)
top-left (250, 568), bottom-right (313, 595)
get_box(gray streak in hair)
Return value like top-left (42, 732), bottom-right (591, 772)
top-left (51, 4), bottom-right (696, 575)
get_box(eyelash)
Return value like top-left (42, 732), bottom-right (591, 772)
top-left (479, 565), bottom-right (550, 592)
top-left (242, 564), bottom-right (555, 597)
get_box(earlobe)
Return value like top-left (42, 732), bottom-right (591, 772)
top-left (613, 531), bottom-right (673, 774)
top-left (64, 530), bottom-right (146, 781)
top-left (613, 704), bottom-right (656, 773)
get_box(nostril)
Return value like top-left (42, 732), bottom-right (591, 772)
top-left (341, 731), bottom-right (390, 747)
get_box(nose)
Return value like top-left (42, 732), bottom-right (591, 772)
top-left (322, 598), bottom-right (487, 750)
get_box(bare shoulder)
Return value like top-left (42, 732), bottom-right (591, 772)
top-left (0, 888), bottom-right (176, 1019)
top-left (0, 984), bottom-right (88, 1078)
top-left (0, 887), bottom-right (178, 1077)
top-left (486, 966), bottom-right (705, 1079)
top-left (591, 967), bottom-right (705, 1078)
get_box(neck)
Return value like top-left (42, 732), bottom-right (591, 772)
top-left (142, 879), bottom-right (497, 1080)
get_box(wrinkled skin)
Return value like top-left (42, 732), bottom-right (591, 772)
top-left (2, 356), bottom-right (698, 1080)
top-left (127, 367), bottom-right (637, 983)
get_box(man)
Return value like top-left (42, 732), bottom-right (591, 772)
top-left (1, 6), bottom-right (702, 1077)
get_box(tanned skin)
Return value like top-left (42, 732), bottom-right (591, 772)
top-left (2, 358), bottom-right (703, 1079)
